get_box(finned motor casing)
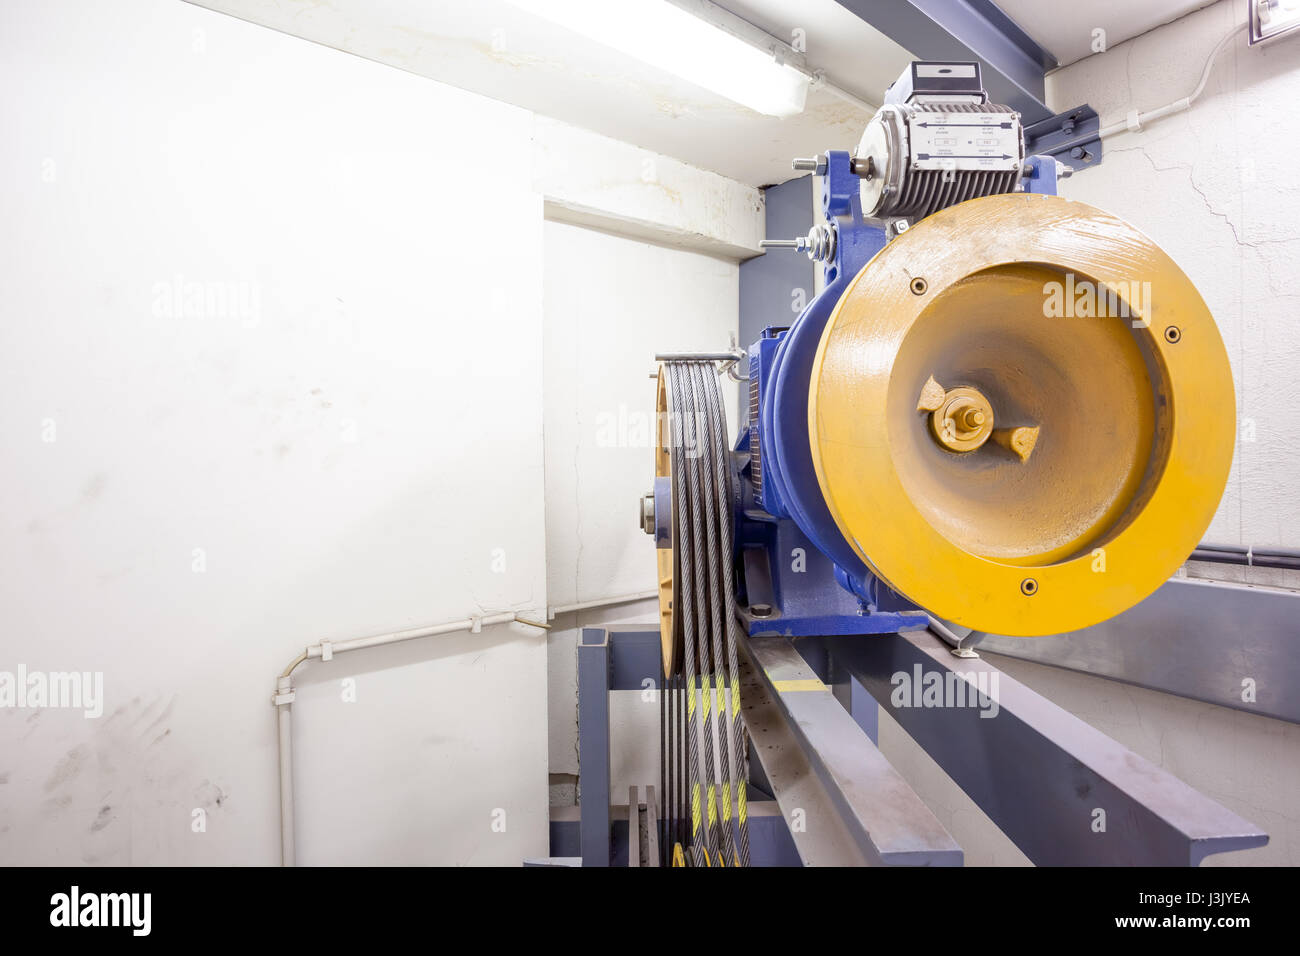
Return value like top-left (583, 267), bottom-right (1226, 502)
top-left (856, 61), bottom-right (1025, 223)
top-left (856, 103), bottom-right (1024, 221)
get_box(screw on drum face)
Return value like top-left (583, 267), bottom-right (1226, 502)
top-left (1020, 578), bottom-right (1038, 596)
top-left (910, 277), bottom-right (928, 295)
top-left (1165, 326), bottom-right (1182, 344)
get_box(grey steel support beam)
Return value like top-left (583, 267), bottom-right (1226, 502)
top-left (577, 628), bottom-right (667, 866)
top-left (832, 666), bottom-right (880, 744)
top-left (577, 627), bottom-right (612, 867)
top-left (833, 0), bottom-right (1054, 123)
top-left (793, 638), bottom-right (881, 743)
top-left (740, 635), bottom-right (963, 866)
top-left (1023, 106), bottom-right (1102, 170)
top-left (975, 577), bottom-right (1300, 725)
top-left (628, 786), bottom-right (641, 867)
top-left (607, 627), bottom-right (662, 690)
top-left (741, 176), bottom-right (816, 421)
top-left (736, 639), bottom-right (869, 865)
top-left (824, 629), bottom-right (1269, 866)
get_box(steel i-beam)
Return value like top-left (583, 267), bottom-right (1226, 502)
top-left (820, 629), bottom-right (1269, 866)
top-left (739, 635), bottom-right (963, 866)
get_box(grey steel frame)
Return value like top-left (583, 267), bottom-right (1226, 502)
top-left (577, 627), bottom-right (613, 867)
top-left (577, 625), bottom-right (959, 866)
top-left (575, 626), bottom-right (803, 866)
top-left (740, 635), bottom-right (963, 866)
top-left (975, 577), bottom-right (1300, 725)
top-left (577, 624), bottom-right (1269, 866)
top-left (820, 629), bottom-right (1269, 866)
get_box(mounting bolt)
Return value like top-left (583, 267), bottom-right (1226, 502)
top-left (910, 276), bottom-right (928, 295)
top-left (1164, 325), bottom-right (1182, 344)
top-left (1020, 577), bottom-right (1039, 596)
top-left (792, 155), bottom-right (828, 176)
top-left (761, 224), bottom-right (836, 263)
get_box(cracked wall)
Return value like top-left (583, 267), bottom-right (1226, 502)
top-left (1047, 0), bottom-right (1300, 548)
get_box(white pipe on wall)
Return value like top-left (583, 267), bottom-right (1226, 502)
top-left (276, 679), bottom-right (295, 867)
top-left (272, 609), bottom-right (545, 867)
top-left (1097, 21), bottom-right (1245, 140)
top-left (271, 590), bottom-right (659, 865)
top-left (549, 589), bottom-right (658, 617)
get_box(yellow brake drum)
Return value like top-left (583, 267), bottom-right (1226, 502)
top-left (808, 194), bottom-right (1234, 637)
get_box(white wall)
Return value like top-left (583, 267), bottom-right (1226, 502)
top-left (542, 221), bottom-right (740, 802)
top-left (0, 0), bottom-right (762, 864)
top-left (1048, 0), bottom-right (1300, 548)
top-left (0, 0), bottom-right (553, 865)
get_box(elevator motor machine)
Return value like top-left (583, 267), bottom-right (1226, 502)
top-left (641, 62), bottom-right (1235, 867)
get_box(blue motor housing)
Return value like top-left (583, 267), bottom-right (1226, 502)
top-left (730, 150), bottom-right (927, 638)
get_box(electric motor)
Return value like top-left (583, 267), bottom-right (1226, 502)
top-left (647, 60), bottom-right (1235, 642)
top-left (855, 62), bottom-right (1026, 225)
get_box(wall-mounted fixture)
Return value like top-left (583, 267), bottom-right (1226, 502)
top-left (507, 0), bottom-right (810, 116)
top-left (1250, 0), bottom-right (1300, 44)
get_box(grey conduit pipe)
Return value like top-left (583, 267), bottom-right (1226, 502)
top-left (1191, 542), bottom-right (1300, 571)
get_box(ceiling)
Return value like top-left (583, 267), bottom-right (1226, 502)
top-left (185, 0), bottom-right (1216, 188)
top-left (995, 0), bottom-right (1218, 67)
top-left (184, 0), bottom-right (913, 187)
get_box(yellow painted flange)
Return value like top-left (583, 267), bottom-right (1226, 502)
top-left (654, 367), bottom-right (681, 675)
top-left (808, 194), bottom-right (1234, 636)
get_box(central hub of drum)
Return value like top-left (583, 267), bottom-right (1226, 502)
top-left (930, 384), bottom-right (994, 452)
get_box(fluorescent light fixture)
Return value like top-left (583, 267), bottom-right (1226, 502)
top-left (507, 0), bottom-right (810, 117)
top-left (1250, 0), bottom-right (1300, 44)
